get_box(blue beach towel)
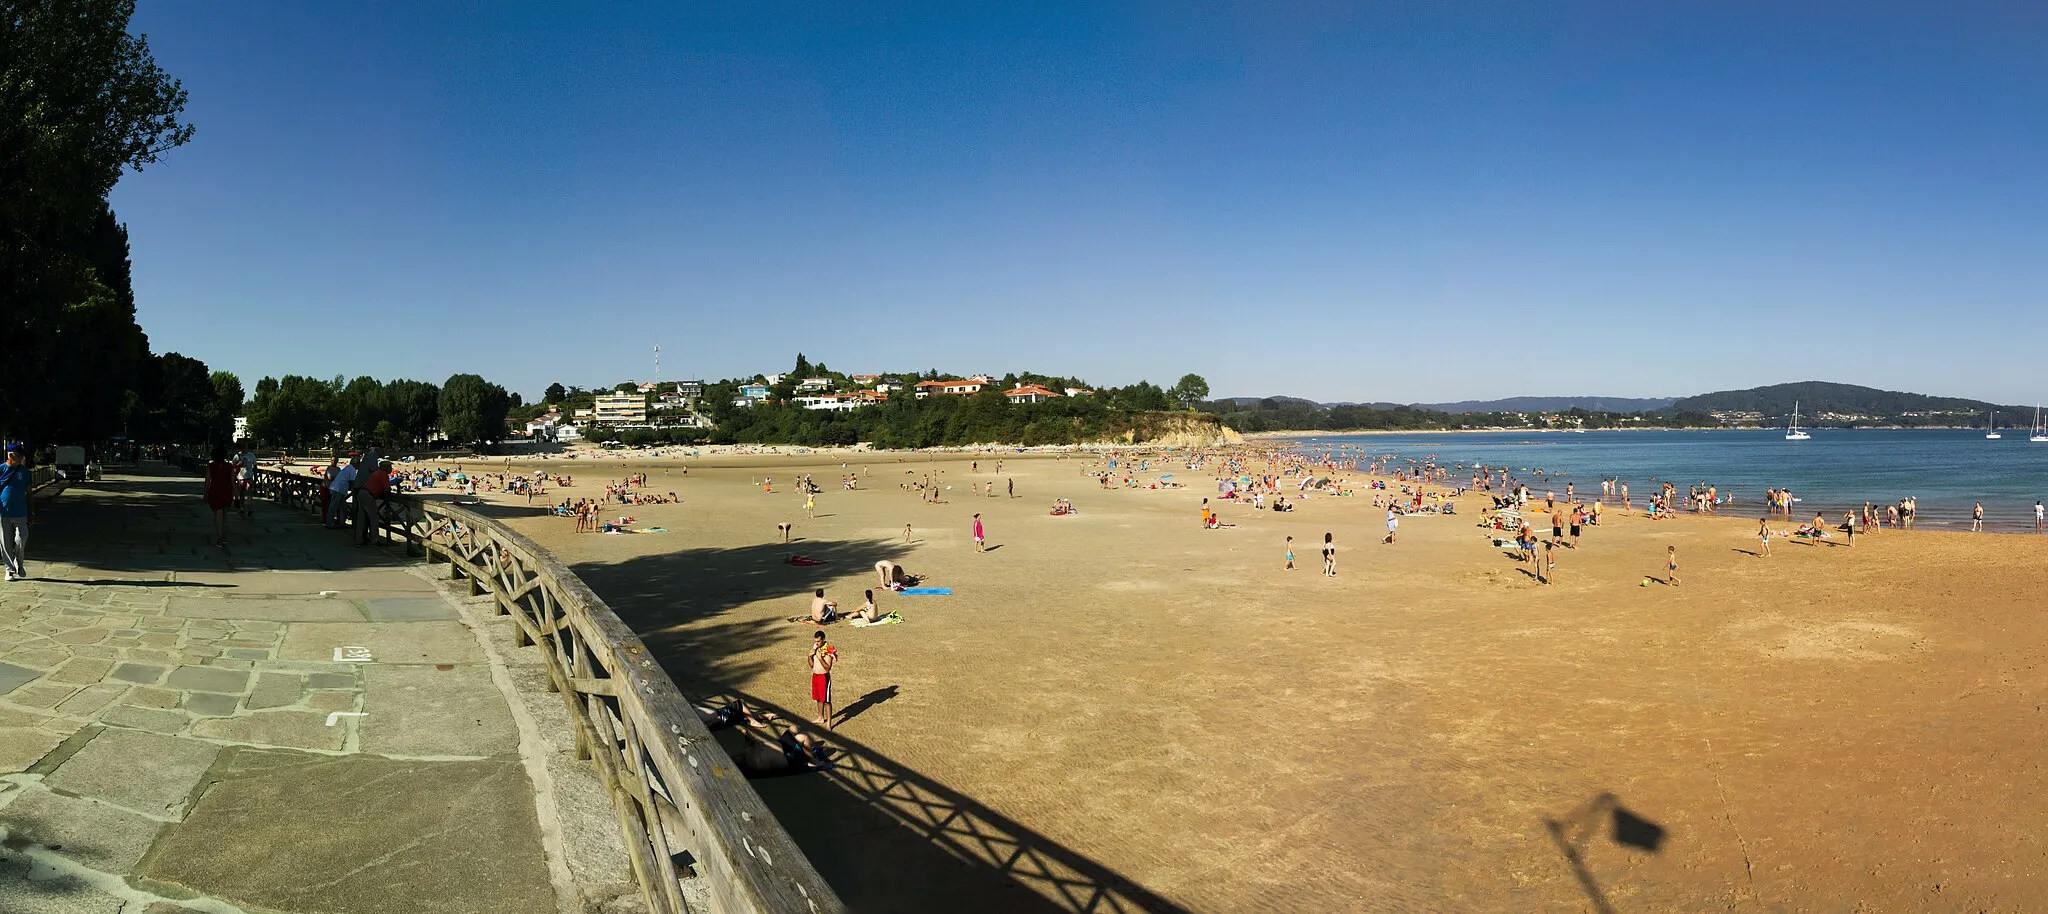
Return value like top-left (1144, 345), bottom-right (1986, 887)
top-left (899, 587), bottom-right (952, 595)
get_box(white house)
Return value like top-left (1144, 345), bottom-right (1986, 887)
top-left (1004, 384), bottom-right (1062, 404)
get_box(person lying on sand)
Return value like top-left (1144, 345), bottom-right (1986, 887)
top-left (700, 702), bottom-right (829, 776)
top-left (694, 699), bottom-right (776, 730)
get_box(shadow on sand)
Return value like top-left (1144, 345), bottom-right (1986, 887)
top-left (1544, 792), bottom-right (1668, 914)
top-left (571, 542), bottom-right (1190, 913)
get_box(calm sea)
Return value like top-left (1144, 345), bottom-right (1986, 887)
top-left (1278, 429), bottom-right (2048, 532)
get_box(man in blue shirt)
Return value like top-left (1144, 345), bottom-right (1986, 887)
top-left (0, 443), bottom-right (33, 581)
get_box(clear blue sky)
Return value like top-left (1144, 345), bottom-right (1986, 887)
top-left (110, 1), bottom-right (2048, 405)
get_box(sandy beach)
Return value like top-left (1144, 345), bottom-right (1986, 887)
top-left (417, 446), bottom-right (2048, 912)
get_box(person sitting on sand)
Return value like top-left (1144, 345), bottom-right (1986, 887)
top-left (811, 589), bottom-right (839, 624)
top-left (857, 589), bottom-right (883, 623)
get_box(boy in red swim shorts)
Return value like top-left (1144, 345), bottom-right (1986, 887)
top-left (809, 631), bottom-right (837, 728)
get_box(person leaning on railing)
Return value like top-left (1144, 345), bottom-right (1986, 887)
top-left (356, 459), bottom-right (393, 546)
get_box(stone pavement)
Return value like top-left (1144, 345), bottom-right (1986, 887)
top-left (0, 469), bottom-right (634, 914)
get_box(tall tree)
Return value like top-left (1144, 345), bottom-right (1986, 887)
top-left (0, 0), bottom-right (193, 442)
top-left (208, 370), bottom-right (243, 444)
top-left (148, 352), bottom-right (215, 444)
top-left (384, 379), bottom-right (439, 446)
top-left (1169, 374), bottom-right (1210, 410)
top-left (543, 382), bottom-right (567, 404)
top-left (245, 375), bottom-right (332, 449)
top-left (438, 374), bottom-right (510, 445)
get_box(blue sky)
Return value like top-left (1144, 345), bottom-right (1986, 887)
top-left (111, 1), bottom-right (2048, 404)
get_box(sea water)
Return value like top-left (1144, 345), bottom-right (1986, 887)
top-left (1279, 429), bottom-right (2048, 532)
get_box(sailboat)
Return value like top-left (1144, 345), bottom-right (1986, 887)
top-left (1785, 402), bottom-right (1810, 440)
top-left (1986, 409), bottom-right (2001, 440)
top-left (2031, 404), bottom-right (2047, 442)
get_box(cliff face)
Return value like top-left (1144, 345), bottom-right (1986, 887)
top-left (1107, 412), bottom-right (1241, 447)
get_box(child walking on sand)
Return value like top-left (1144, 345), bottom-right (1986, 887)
top-left (1285, 536), bottom-right (1295, 570)
top-left (1757, 517), bottom-right (1771, 556)
top-left (1666, 545), bottom-right (1679, 586)
top-left (1321, 533), bottom-right (1336, 577)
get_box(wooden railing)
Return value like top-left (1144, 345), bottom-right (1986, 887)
top-left (252, 469), bottom-right (844, 914)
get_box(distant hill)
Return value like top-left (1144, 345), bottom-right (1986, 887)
top-left (1671, 382), bottom-right (2022, 422)
top-left (1410, 396), bottom-right (1677, 414)
top-left (1222, 396), bottom-right (1324, 409)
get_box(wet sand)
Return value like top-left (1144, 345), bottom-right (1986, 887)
top-left (442, 450), bottom-right (2048, 912)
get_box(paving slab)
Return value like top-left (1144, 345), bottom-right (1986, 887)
top-left (360, 664), bottom-right (521, 757)
top-left (139, 749), bottom-right (555, 914)
top-left (183, 693), bottom-right (239, 716)
top-left (167, 596), bottom-right (366, 623)
top-left (98, 705), bottom-right (188, 735)
top-left (277, 621), bottom-right (485, 665)
top-left (0, 855), bottom-right (128, 914)
top-left (192, 710), bottom-right (346, 752)
top-left (362, 596), bottom-right (462, 622)
top-left (0, 660), bottom-right (45, 694)
top-left (0, 727), bottom-right (68, 772)
top-left (246, 673), bottom-right (306, 710)
top-left (163, 666), bottom-right (250, 693)
top-left (172, 569), bottom-right (431, 594)
top-left (42, 728), bottom-right (220, 818)
top-left (110, 663), bottom-right (165, 685)
top-left (0, 786), bottom-right (168, 873)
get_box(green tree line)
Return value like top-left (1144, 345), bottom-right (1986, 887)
top-left (243, 373), bottom-right (517, 450)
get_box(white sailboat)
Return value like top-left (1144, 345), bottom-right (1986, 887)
top-left (2031, 404), bottom-right (2047, 442)
top-left (1986, 409), bottom-right (2001, 440)
top-left (1785, 402), bottom-right (1810, 440)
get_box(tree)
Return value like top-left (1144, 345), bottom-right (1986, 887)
top-left (439, 373), bottom-right (510, 445)
top-left (543, 382), bottom-right (567, 404)
top-left (245, 375), bottom-right (333, 448)
top-left (793, 353), bottom-right (812, 378)
top-left (1169, 374), bottom-right (1210, 410)
top-left (385, 379), bottom-right (439, 445)
top-left (1112, 381), bottom-right (1170, 412)
top-left (1, 0), bottom-right (193, 442)
top-left (208, 370), bottom-right (243, 444)
top-left (332, 376), bottom-right (386, 444)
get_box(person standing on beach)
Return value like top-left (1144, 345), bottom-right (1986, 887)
top-left (1973, 502), bottom-right (1984, 532)
top-left (1285, 536), bottom-right (1295, 570)
top-left (1384, 507), bottom-right (1399, 545)
top-left (1619, 482), bottom-right (1629, 513)
top-left (2037, 501), bottom-right (2045, 534)
top-left (0, 444), bottom-right (34, 580)
top-left (809, 630), bottom-right (836, 728)
top-left (805, 491), bottom-right (816, 519)
top-left (1757, 517), bottom-right (1771, 556)
top-left (1008, 477), bottom-right (1014, 498)
top-left (1550, 507), bottom-right (1565, 546)
top-left (972, 513), bottom-right (985, 552)
top-left (1569, 504), bottom-right (1584, 549)
top-left (1321, 532), bottom-right (1336, 576)
top-left (1666, 545), bottom-right (1679, 586)
top-left (1540, 539), bottom-right (1554, 585)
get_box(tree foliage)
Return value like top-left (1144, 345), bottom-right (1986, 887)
top-left (0, 0), bottom-right (194, 445)
top-left (438, 373), bottom-right (511, 445)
